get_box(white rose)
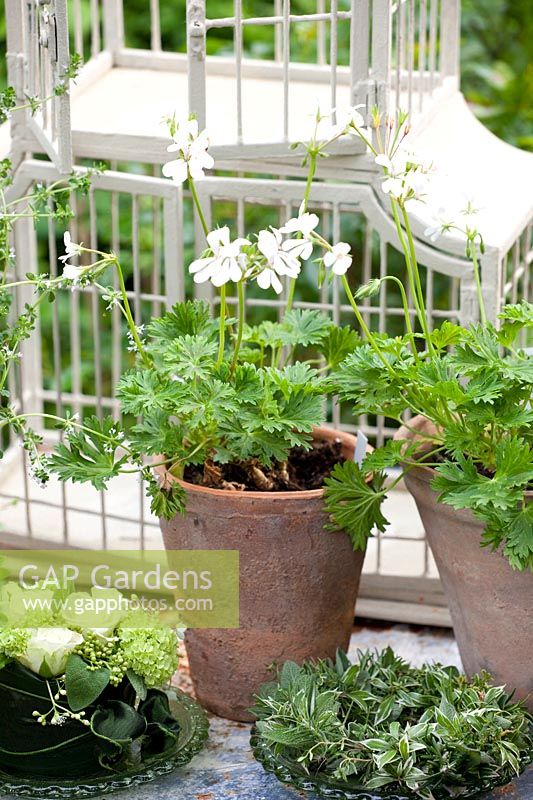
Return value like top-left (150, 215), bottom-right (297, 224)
top-left (18, 628), bottom-right (84, 678)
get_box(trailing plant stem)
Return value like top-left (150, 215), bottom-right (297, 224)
top-left (114, 258), bottom-right (151, 367)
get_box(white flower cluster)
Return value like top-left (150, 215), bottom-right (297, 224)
top-left (162, 117), bottom-right (214, 184)
top-left (374, 150), bottom-right (481, 244)
top-left (189, 213), bottom-right (352, 294)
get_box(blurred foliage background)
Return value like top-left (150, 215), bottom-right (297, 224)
top-left (0, 0), bottom-right (531, 148)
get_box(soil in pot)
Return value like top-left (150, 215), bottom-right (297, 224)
top-left (396, 416), bottom-right (533, 710)
top-left (158, 427), bottom-right (369, 722)
top-left (183, 437), bottom-right (345, 491)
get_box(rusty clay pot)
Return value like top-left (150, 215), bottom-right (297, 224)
top-left (396, 415), bottom-right (533, 709)
top-left (157, 426), bottom-right (369, 721)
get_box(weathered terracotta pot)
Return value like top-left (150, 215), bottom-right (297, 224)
top-left (158, 426), bottom-right (368, 721)
top-left (397, 416), bottom-right (533, 709)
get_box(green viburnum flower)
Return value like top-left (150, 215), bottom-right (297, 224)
top-left (118, 624), bottom-right (179, 688)
top-left (0, 628), bottom-right (29, 670)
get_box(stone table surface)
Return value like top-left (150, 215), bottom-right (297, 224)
top-left (1, 624), bottom-right (531, 800)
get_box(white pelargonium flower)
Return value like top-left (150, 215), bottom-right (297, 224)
top-left (256, 228), bottom-right (301, 294)
top-left (189, 226), bottom-right (249, 287)
top-left (59, 232), bottom-right (82, 265)
top-left (162, 123), bottom-right (214, 184)
top-left (376, 151), bottom-right (431, 203)
top-left (18, 627), bottom-right (84, 678)
top-left (315, 105), bottom-right (366, 141)
top-left (167, 116), bottom-right (200, 151)
top-left (280, 212), bottom-right (319, 260)
top-left (411, 179), bottom-right (482, 242)
top-left (323, 242), bottom-right (352, 276)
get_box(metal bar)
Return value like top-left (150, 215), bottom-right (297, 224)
top-left (406, 0), bottom-right (414, 115)
top-left (282, 0), bottom-right (290, 141)
top-left (440, 0), bottom-right (460, 80)
top-left (205, 12), bottom-right (352, 28)
top-left (90, 0), bottom-right (101, 57)
top-left (371, 0), bottom-right (392, 128)
top-left (234, 0), bottom-right (243, 143)
top-left (150, 0), bottom-right (163, 51)
top-left (428, 0), bottom-right (438, 93)
top-left (274, 0), bottom-right (282, 60)
top-left (73, 0), bottom-right (84, 58)
top-left (47, 200), bottom-right (69, 542)
top-left (89, 187), bottom-right (108, 548)
top-left (317, 0), bottom-right (327, 66)
top-left (330, 0), bottom-right (339, 117)
top-left (187, 0), bottom-right (207, 127)
top-left (351, 0), bottom-right (370, 108)
top-left (418, 0), bottom-right (427, 112)
top-left (103, 0), bottom-right (125, 54)
top-left (110, 168), bottom-right (122, 421)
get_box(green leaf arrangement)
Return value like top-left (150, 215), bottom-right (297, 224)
top-left (251, 648), bottom-right (533, 799)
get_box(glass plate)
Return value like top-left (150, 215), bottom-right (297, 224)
top-left (250, 727), bottom-right (528, 800)
top-left (0, 689), bottom-right (209, 799)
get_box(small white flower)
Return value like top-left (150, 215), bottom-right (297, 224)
top-left (62, 263), bottom-right (85, 282)
top-left (315, 105), bottom-right (366, 141)
top-left (162, 126), bottom-right (214, 184)
top-left (344, 105), bottom-right (366, 130)
top-left (189, 226), bottom-right (249, 287)
top-left (59, 232), bottom-right (83, 265)
top-left (423, 207), bottom-right (457, 242)
top-left (376, 150), bottom-right (431, 203)
top-left (257, 228), bottom-right (300, 278)
top-left (256, 267), bottom-right (283, 295)
top-left (167, 117), bottom-right (200, 151)
top-left (279, 212), bottom-right (319, 261)
top-left (281, 212), bottom-right (319, 238)
top-left (323, 242), bottom-right (352, 276)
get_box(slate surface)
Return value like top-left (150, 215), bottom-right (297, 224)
top-left (1, 625), bottom-right (531, 799)
top-left (35, 714), bottom-right (529, 800)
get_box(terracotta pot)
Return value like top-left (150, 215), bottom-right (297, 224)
top-left (396, 416), bottom-right (533, 709)
top-left (157, 426), bottom-right (368, 721)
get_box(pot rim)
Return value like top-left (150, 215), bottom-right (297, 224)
top-left (154, 425), bottom-right (371, 501)
top-left (395, 414), bottom-right (533, 498)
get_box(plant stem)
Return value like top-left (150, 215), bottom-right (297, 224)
top-left (231, 280), bottom-right (245, 371)
top-left (400, 204), bottom-right (430, 327)
top-left (390, 201), bottom-right (435, 356)
top-left (381, 275), bottom-right (419, 362)
top-left (341, 275), bottom-right (394, 372)
top-left (115, 258), bottom-right (151, 367)
top-left (188, 177), bottom-right (209, 238)
top-left (286, 149), bottom-right (317, 313)
top-left (217, 284), bottom-right (226, 365)
top-left (470, 244), bottom-right (487, 325)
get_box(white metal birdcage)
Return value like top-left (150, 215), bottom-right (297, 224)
top-left (1, 0), bottom-right (532, 625)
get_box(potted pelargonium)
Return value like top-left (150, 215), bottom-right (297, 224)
top-left (322, 111), bottom-right (533, 708)
top-left (37, 110), bottom-right (379, 722)
top-left (0, 582), bottom-right (208, 793)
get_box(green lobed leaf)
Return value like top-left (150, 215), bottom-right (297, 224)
top-left (65, 653), bottom-right (111, 712)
